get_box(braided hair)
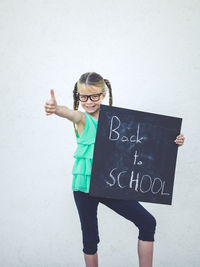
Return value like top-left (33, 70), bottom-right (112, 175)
top-left (72, 72), bottom-right (113, 135)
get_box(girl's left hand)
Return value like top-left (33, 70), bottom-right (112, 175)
top-left (174, 134), bottom-right (185, 147)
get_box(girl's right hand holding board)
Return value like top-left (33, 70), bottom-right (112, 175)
top-left (45, 89), bottom-right (57, 116)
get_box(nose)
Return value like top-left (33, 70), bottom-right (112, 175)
top-left (86, 97), bottom-right (93, 104)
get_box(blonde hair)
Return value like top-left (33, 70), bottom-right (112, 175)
top-left (72, 72), bottom-right (113, 135)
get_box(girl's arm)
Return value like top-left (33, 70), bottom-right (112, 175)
top-left (55, 105), bottom-right (83, 124)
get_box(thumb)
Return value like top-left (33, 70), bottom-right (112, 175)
top-left (50, 89), bottom-right (56, 102)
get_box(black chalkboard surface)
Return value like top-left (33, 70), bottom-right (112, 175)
top-left (89, 104), bottom-right (182, 205)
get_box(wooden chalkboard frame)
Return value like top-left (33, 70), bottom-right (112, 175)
top-left (89, 104), bottom-right (182, 205)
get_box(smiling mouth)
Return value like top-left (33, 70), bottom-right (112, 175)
top-left (86, 105), bottom-right (95, 108)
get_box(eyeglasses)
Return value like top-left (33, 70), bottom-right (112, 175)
top-left (78, 92), bottom-right (103, 102)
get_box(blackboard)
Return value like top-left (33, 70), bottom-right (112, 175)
top-left (89, 104), bottom-right (182, 205)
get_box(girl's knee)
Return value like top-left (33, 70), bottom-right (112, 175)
top-left (149, 215), bottom-right (156, 230)
top-left (144, 213), bottom-right (156, 230)
top-left (147, 214), bottom-right (156, 234)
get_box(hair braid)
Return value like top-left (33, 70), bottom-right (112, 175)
top-left (72, 82), bottom-right (79, 135)
top-left (104, 79), bottom-right (113, 106)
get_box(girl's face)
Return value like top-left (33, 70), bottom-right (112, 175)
top-left (78, 84), bottom-right (106, 115)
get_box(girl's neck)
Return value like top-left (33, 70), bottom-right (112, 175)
top-left (86, 111), bottom-right (99, 121)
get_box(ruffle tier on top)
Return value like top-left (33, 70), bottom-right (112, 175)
top-left (72, 112), bottom-right (98, 193)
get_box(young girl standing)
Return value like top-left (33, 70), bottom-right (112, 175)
top-left (44, 72), bottom-right (185, 267)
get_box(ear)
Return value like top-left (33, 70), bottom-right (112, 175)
top-left (102, 92), bottom-right (106, 99)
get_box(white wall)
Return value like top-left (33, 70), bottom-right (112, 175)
top-left (0, 0), bottom-right (200, 266)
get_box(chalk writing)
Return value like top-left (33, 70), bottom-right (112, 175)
top-left (109, 116), bottom-right (144, 143)
top-left (106, 115), bottom-right (170, 195)
top-left (105, 168), bottom-right (170, 195)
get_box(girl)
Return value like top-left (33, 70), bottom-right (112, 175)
top-left (44, 72), bottom-right (185, 267)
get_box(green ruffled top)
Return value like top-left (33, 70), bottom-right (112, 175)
top-left (72, 112), bottom-right (98, 193)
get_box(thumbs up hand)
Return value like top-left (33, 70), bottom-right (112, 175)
top-left (45, 89), bottom-right (58, 115)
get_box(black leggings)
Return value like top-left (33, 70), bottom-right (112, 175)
top-left (73, 191), bottom-right (156, 255)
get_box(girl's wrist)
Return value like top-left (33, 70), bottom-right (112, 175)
top-left (55, 105), bottom-right (63, 115)
top-left (55, 105), bottom-right (59, 115)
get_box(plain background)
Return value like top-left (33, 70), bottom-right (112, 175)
top-left (0, 0), bottom-right (200, 266)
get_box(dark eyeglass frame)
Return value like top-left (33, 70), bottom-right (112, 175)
top-left (78, 92), bottom-right (103, 102)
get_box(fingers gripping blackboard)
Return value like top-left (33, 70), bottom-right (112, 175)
top-left (89, 104), bottom-right (182, 205)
